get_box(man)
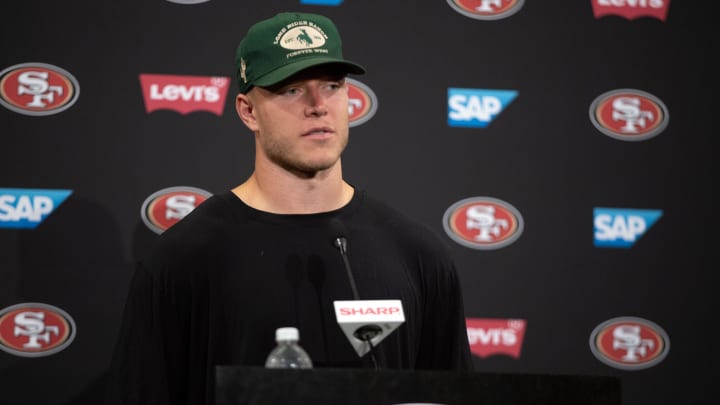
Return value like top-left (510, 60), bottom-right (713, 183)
top-left (107, 11), bottom-right (472, 405)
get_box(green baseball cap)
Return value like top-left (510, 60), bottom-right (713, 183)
top-left (235, 12), bottom-right (366, 94)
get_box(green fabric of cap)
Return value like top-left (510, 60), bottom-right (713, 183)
top-left (235, 12), bottom-right (366, 94)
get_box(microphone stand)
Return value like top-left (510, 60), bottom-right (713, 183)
top-left (333, 236), bottom-right (381, 370)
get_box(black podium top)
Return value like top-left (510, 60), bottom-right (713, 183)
top-left (215, 366), bottom-right (621, 405)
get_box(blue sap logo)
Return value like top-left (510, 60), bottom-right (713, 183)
top-left (448, 88), bottom-right (518, 128)
top-left (593, 207), bottom-right (663, 248)
top-left (300, 0), bottom-right (343, 5)
top-left (0, 188), bottom-right (72, 229)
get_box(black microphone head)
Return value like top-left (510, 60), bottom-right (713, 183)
top-left (328, 218), bottom-right (348, 239)
top-left (328, 218), bottom-right (349, 249)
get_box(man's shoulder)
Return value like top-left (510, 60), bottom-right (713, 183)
top-left (142, 191), bottom-right (239, 264)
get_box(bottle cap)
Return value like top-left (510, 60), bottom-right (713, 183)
top-left (275, 327), bottom-right (299, 342)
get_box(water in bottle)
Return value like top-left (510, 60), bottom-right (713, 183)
top-left (264, 326), bottom-right (313, 369)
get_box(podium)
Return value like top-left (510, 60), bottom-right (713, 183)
top-left (215, 366), bottom-right (621, 405)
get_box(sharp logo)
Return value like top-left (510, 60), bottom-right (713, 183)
top-left (466, 318), bottom-right (527, 358)
top-left (139, 74), bottom-right (230, 116)
top-left (589, 89), bottom-right (669, 141)
top-left (591, 0), bottom-right (670, 21)
top-left (0, 63), bottom-right (80, 116)
top-left (0, 188), bottom-right (72, 229)
top-left (448, 88), bottom-right (518, 128)
top-left (447, 0), bottom-right (525, 20)
top-left (443, 196), bottom-right (523, 250)
top-left (141, 186), bottom-right (212, 234)
top-left (347, 78), bottom-right (377, 127)
top-left (593, 207), bottom-right (663, 248)
top-left (0, 303), bottom-right (77, 358)
top-left (590, 316), bottom-right (670, 370)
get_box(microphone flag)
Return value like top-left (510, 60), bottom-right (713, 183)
top-left (333, 299), bottom-right (405, 357)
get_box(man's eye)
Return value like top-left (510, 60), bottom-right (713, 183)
top-left (281, 87), bottom-right (301, 95)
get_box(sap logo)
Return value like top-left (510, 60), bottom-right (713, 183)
top-left (300, 0), bottom-right (343, 5)
top-left (448, 88), bottom-right (518, 128)
top-left (0, 188), bottom-right (72, 229)
top-left (593, 207), bottom-right (663, 248)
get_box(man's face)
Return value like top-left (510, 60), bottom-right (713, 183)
top-left (242, 65), bottom-right (350, 176)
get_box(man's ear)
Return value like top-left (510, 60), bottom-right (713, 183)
top-left (235, 93), bottom-right (258, 131)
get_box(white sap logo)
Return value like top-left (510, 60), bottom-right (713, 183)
top-left (593, 207), bottom-right (663, 248)
top-left (0, 188), bottom-right (72, 229)
top-left (447, 88), bottom-right (518, 128)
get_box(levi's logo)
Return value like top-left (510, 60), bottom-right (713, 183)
top-left (139, 74), bottom-right (230, 115)
top-left (591, 0), bottom-right (671, 21)
top-left (466, 318), bottom-right (527, 358)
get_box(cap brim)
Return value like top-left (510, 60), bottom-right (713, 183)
top-left (253, 57), bottom-right (366, 88)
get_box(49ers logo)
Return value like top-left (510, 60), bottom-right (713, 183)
top-left (589, 89), bottom-right (669, 141)
top-left (0, 63), bottom-right (80, 116)
top-left (447, 0), bottom-right (525, 20)
top-left (590, 316), bottom-right (670, 370)
top-left (347, 78), bottom-right (377, 127)
top-left (0, 303), bottom-right (76, 357)
top-left (141, 186), bottom-right (212, 234)
top-left (443, 196), bottom-right (524, 250)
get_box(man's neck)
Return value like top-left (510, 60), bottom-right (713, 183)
top-left (232, 163), bottom-right (354, 214)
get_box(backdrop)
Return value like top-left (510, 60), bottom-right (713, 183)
top-left (1, 1), bottom-right (716, 404)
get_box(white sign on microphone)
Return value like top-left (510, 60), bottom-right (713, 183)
top-left (333, 299), bottom-right (405, 357)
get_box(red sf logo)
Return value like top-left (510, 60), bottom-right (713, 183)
top-left (590, 88), bottom-right (669, 141)
top-left (443, 196), bottom-right (524, 250)
top-left (590, 316), bottom-right (670, 370)
top-left (0, 303), bottom-right (76, 357)
top-left (141, 186), bottom-right (212, 234)
top-left (347, 78), bottom-right (377, 127)
top-left (0, 63), bottom-right (80, 116)
top-left (447, 0), bottom-right (525, 20)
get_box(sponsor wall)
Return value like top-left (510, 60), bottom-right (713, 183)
top-left (0, 0), bottom-right (715, 404)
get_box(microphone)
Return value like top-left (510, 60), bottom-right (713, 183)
top-left (328, 219), bottom-right (405, 366)
top-left (329, 219), bottom-right (360, 300)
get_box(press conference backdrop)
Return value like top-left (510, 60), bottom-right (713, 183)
top-left (0, 1), bottom-right (716, 404)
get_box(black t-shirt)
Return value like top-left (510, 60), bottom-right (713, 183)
top-left (107, 189), bottom-right (472, 404)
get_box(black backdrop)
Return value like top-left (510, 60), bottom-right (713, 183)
top-left (1, 1), bottom-right (717, 404)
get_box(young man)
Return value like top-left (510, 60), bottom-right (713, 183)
top-left (107, 11), bottom-right (472, 405)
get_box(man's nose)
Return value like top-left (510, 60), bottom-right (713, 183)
top-left (304, 86), bottom-right (328, 116)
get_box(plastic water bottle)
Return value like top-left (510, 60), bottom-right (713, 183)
top-left (264, 327), bottom-right (313, 369)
